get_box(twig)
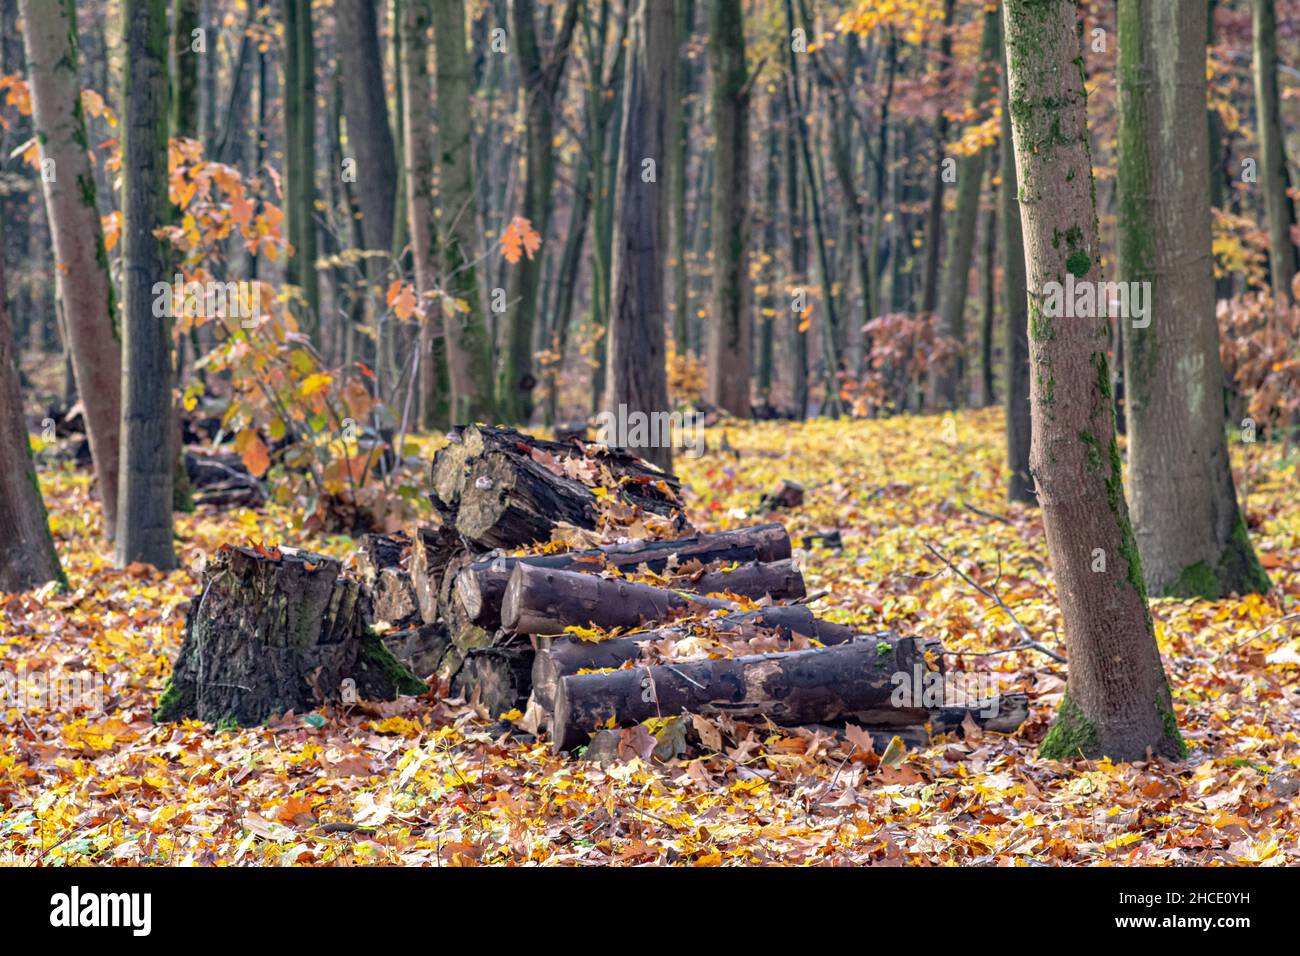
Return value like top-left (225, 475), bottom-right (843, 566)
top-left (962, 501), bottom-right (1016, 526)
top-left (1213, 611), bottom-right (1300, 663)
top-left (923, 542), bottom-right (1067, 664)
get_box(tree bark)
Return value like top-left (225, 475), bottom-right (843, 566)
top-left (20, 0), bottom-right (122, 537)
top-left (401, 0), bottom-right (450, 430)
top-left (0, 251), bottom-right (64, 592)
top-left (552, 635), bottom-right (937, 751)
top-left (999, 48), bottom-right (1033, 504)
top-left (451, 522), bottom-right (791, 630)
top-left (1251, 0), bottom-right (1298, 302)
top-left (500, 558), bottom-right (805, 636)
top-left (919, 0), bottom-right (956, 316)
top-left (531, 605), bottom-right (858, 714)
top-left (433, 0), bottom-right (496, 423)
top-left (154, 546), bottom-right (425, 726)
top-left (602, 0), bottom-right (674, 469)
top-left (1118, 0), bottom-right (1269, 599)
top-left (705, 0), bottom-right (752, 418)
top-left (116, 0), bottom-right (177, 571)
top-left (497, 0), bottom-right (580, 424)
top-left (1002, 0), bottom-right (1183, 761)
top-left (279, 0), bottom-right (319, 333)
top-left (169, 0), bottom-right (200, 138)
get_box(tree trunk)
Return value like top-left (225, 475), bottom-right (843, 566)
top-left (1118, 0), bottom-right (1269, 599)
top-left (668, 0), bottom-right (693, 352)
top-left (433, 0), bottom-right (496, 423)
top-left (0, 251), bottom-right (64, 592)
top-left (1000, 49), bottom-right (1033, 504)
top-left (1002, 0), bottom-right (1183, 761)
top-left (602, 0), bottom-right (674, 470)
top-left (154, 546), bottom-right (425, 726)
top-left (497, 0), bottom-right (580, 424)
top-left (335, 0), bottom-right (397, 255)
top-left (705, 0), bottom-right (752, 418)
top-left (930, 5), bottom-right (1000, 409)
top-left (116, 0), bottom-right (177, 571)
top-left (783, 83), bottom-right (809, 417)
top-left (401, 0), bottom-right (450, 430)
top-left (919, 0), bottom-right (956, 316)
top-left (20, 0), bottom-right (122, 537)
top-left (169, 0), bottom-right (200, 138)
top-left (1252, 0), bottom-right (1298, 302)
top-left (279, 0), bottom-right (319, 333)
top-left (552, 635), bottom-right (937, 751)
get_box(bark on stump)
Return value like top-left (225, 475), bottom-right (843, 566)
top-left (154, 546), bottom-right (426, 726)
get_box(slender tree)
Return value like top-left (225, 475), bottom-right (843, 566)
top-left (401, 0), bottom-right (449, 430)
top-left (169, 0), bottom-right (200, 138)
top-left (0, 249), bottom-right (64, 592)
top-left (116, 0), bottom-right (176, 570)
top-left (498, 0), bottom-right (580, 424)
top-left (433, 0), bottom-right (496, 423)
top-left (1118, 0), bottom-right (1268, 598)
top-left (1000, 48), bottom-right (1032, 504)
top-left (1003, 0), bottom-right (1182, 761)
top-left (706, 0), bottom-right (752, 417)
top-left (20, 0), bottom-right (122, 537)
top-left (280, 0), bottom-right (319, 332)
top-left (603, 0), bottom-right (674, 471)
top-left (930, 4), bottom-right (1000, 408)
top-left (1252, 0), bottom-right (1298, 302)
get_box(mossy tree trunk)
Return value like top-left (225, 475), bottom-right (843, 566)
top-left (1002, 0), bottom-right (1183, 762)
top-left (0, 251), bottom-right (64, 593)
top-left (1118, 0), bottom-right (1269, 600)
top-left (930, 4), bottom-right (1001, 409)
top-left (115, 0), bottom-right (177, 572)
top-left (20, 0), bottom-right (122, 538)
top-left (999, 46), bottom-right (1033, 505)
top-left (603, 0), bottom-right (674, 470)
top-left (433, 0), bottom-right (496, 423)
top-left (1251, 0), bottom-right (1298, 302)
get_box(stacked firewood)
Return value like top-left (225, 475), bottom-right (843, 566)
top-left (156, 425), bottom-right (1027, 749)
top-left (359, 425), bottom-right (1026, 752)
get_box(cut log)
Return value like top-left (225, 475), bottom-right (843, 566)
top-left (452, 523), bottom-right (793, 632)
top-left (430, 424), bottom-right (685, 549)
top-left (532, 607), bottom-right (867, 715)
top-left (928, 693), bottom-right (1029, 735)
top-left (501, 563), bottom-right (733, 636)
top-left (410, 524), bottom-right (459, 624)
top-left (355, 532), bottom-right (420, 629)
top-left (452, 643), bottom-right (533, 717)
top-left (552, 635), bottom-right (941, 751)
top-left (381, 622), bottom-right (452, 678)
top-left (758, 479), bottom-right (805, 512)
top-left (184, 447), bottom-right (265, 508)
top-left (154, 545), bottom-right (427, 726)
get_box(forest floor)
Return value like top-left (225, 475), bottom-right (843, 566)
top-left (2, 409), bottom-right (1298, 865)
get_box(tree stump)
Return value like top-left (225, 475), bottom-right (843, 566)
top-left (154, 545), bottom-right (426, 726)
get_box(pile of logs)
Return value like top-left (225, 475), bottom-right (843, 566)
top-left (156, 424), bottom-right (1027, 752)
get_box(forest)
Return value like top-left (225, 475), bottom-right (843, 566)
top-left (0, 0), bottom-right (1297, 874)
